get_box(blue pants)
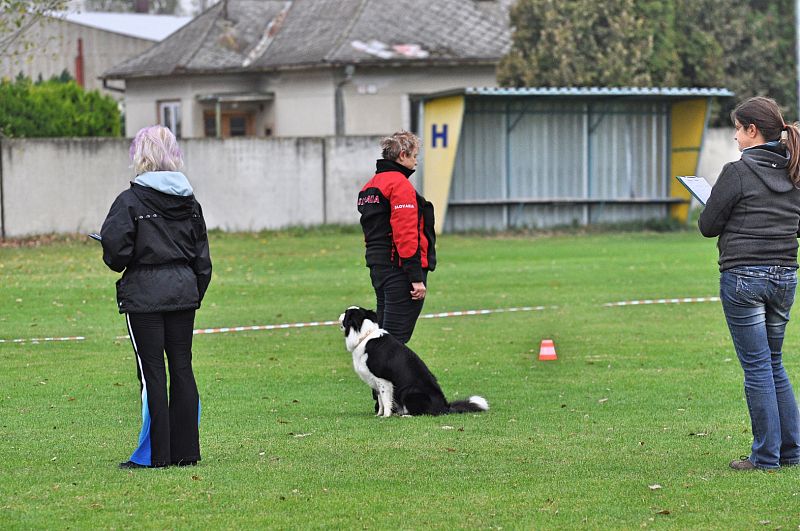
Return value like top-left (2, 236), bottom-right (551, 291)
top-left (721, 266), bottom-right (800, 469)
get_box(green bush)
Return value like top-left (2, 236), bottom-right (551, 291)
top-left (0, 75), bottom-right (121, 137)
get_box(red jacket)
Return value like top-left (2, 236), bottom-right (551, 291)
top-left (358, 159), bottom-right (436, 282)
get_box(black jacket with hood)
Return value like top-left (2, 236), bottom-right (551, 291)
top-left (101, 174), bottom-right (212, 314)
top-left (699, 142), bottom-right (800, 271)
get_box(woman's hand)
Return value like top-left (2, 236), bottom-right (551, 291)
top-left (410, 282), bottom-right (426, 300)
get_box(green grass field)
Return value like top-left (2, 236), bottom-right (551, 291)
top-left (2, 228), bottom-right (800, 529)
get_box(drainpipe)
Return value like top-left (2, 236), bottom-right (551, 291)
top-left (334, 65), bottom-right (354, 136)
top-left (215, 100), bottom-right (222, 139)
top-left (75, 38), bottom-right (84, 88)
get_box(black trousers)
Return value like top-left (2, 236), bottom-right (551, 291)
top-left (369, 265), bottom-right (428, 344)
top-left (125, 310), bottom-right (200, 466)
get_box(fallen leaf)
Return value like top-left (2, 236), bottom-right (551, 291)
top-left (441, 425), bottom-right (454, 430)
top-left (655, 509), bottom-right (670, 515)
top-left (598, 398), bottom-right (609, 404)
top-left (649, 484), bottom-right (662, 490)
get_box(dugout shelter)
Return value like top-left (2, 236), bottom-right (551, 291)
top-left (416, 87), bottom-right (734, 233)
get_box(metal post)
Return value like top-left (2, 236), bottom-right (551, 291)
top-left (796, 0), bottom-right (800, 118)
top-left (0, 137), bottom-right (5, 240)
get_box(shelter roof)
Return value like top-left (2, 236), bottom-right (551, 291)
top-left (418, 86), bottom-right (735, 100)
top-left (103, 0), bottom-right (513, 79)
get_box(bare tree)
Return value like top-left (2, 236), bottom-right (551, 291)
top-left (0, 0), bottom-right (68, 56)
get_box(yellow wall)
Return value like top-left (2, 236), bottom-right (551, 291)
top-left (422, 95), bottom-right (465, 233)
top-left (670, 98), bottom-right (709, 222)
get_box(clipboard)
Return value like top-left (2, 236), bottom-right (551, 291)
top-left (676, 176), bottom-right (712, 205)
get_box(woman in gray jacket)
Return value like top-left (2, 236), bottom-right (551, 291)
top-left (699, 96), bottom-right (800, 470)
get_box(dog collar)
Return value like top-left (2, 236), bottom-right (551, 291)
top-left (353, 329), bottom-right (376, 349)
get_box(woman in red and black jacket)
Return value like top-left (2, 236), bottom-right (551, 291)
top-left (358, 130), bottom-right (436, 344)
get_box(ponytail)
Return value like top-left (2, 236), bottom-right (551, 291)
top-left (732, 97), bottom-right (800, 187)
top-left (783, 123), bottom-right (800, 187)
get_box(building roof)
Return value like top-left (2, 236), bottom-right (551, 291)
top-left (103, 0), bottom-right (513, 79)
top-left (57, 12), bottom-right (192, 41)
top-left (418, 86), bottom-right (735, 100)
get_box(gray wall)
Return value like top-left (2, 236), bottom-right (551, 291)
top-left (697, 127), bottom-right (739, 184)
top-left (0, 136), bottom-right (382, 238)
top-left (0, 129), bottom-right (738, 238)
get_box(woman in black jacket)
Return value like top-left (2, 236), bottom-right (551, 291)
top-left (699, 97), bottom-right (800, 470)
top-left (101, 125), bottom-right (212, 469)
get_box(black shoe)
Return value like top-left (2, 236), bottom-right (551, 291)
top-left (174, 460), bottom-right (197, 467)
top-left (118, 460), bottom-right (149, 469)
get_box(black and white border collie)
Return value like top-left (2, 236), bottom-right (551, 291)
top-left (338, 306), bottom-right (489, 417)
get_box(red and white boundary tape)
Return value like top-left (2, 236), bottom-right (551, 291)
top-left (193, 320), bottom-right (338, 335)
top-left (1, 299), bottom-right (719, 344)
top-left (603, 296), bottom-right (720, 307)
top-left (0, 336), bottom-right (85, 344)
top-left (186, 306), bottom-right (552, 337)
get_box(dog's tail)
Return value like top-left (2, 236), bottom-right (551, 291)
top-left (448, 395), bottom-right (489, 414)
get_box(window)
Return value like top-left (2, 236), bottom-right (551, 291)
top-left (204, 115), bottom-right (217, 138)
top-left (202, 111), bottom-right (255, 138)
top-left (158, 101), bottom-right (182, 138)
top-left (229, 116), bottom-right (247, 137)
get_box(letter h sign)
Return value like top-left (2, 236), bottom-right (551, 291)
top-left (431, 124), bottom-right (448, 148)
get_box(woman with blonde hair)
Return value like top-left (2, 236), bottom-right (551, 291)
top-left (699, 97), bottom-right (800, 470)
top-left (358, 130), bottom-right (436, 344)
top-left (101, 125), bottom-right (212, 469)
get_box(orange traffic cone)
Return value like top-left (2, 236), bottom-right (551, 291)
top-left (538, 339), bottom-right (557, 361)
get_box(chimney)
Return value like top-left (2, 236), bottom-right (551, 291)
top-left (134, 0), bottom-right (149, 13)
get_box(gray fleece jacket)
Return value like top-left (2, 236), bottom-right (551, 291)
top-left (698, 143), bottom-right (800, 271)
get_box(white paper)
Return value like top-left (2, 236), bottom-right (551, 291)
top-left (676, 176), bottom-right (712, 205)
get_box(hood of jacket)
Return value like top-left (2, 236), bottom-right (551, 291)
top-left (130, 172), bottom-right (196, 220)
top-left (134, 171), bottom-right (194, 196)
top-left (741, 142), bottom-right (794, 193)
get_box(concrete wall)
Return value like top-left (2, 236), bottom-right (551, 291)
top-left (0, 128), bottom-right (738, 238)
top-left (0, 136), bottom-right (382, 238)
top-left (697, 127), bottom-right (739, 184)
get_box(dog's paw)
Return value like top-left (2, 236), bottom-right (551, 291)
top-left (401, 414), bottom-right (413, 418)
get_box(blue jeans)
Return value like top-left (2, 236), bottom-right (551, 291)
top-left (720, 266), bottom-right (800, 469)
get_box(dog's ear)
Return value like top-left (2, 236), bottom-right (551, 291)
top-left (342, 308), bottom-right (359, 336)
top-left (364, 308), bottom-right (378, 323)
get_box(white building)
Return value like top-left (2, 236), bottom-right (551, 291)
top-left (103, 0), bottom-right (514, 138)
top-left (1, 11), bottom-right (190, 97)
